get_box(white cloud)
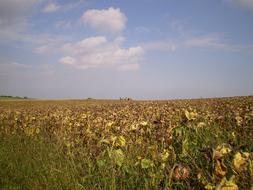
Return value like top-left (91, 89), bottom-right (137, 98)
top-left (43, 2), bottom-right (60, 13)
top-left (238, 0), bottom-right (253, 7)
top-left (141, 34), bottom-right (253, 53)
top-left (59, 36), bottom-right (144, 70)
top-left (143, 41), bottom-right (177, 52)
top-left (182, 34), bottom-right (243, 51)
top-left (182, 34), bottom-right (253, 52)
top-left (0, 18), bottom-right (29, 41)
top-left (0, 62), bottom-right (30, 75)
top-left (61, 36), bottom-right (108, 55)
top-left (0, 62), bottom-right (54, 79)
top-left (226, 0), bottom-right (253, 10)
top-left (9, 62), bottom-right (29, 68)
top-left (34, 45), bottom-right (51, 54)
top-left (59, 0), bottom-right (86, 12)
top-left (82, 7), bottom-right (127, 33)
top-left (0, 0), bottom-right (38, 42)
top-left (0, 0), bottom-right (37, 18)
top-left (184, 36), bottom-right (227, 49)
top-left (59, 56), bottom-right (76, 65)
top-left (117, 64), bottom-right (139, 71)
top-left (114, 36), bottom-right (125, 44)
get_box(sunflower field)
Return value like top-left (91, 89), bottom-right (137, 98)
top-left (0, 97), bottom-right (253, 190)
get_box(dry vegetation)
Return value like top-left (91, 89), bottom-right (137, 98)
top-left (0, 97), bottom-right (253, 190)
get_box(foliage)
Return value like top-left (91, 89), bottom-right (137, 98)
top-left (0, 96), bottom-right (253, 189)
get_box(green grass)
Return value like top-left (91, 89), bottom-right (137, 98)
top-left (0, 132), bottom-right (83, 190)
top-left (0, 131), bottom-right (166, 190)
top-left (1, 124), bottom-right (252, 190)
top-left (0, 97), bottom-right (253, 190)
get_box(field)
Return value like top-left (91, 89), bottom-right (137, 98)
top-left (0, 97), bottom-right (253, 190)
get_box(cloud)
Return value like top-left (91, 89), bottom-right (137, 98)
top-left (0, 18), bottom-right (29, 41)
top-left (28, 36), bottom-right (62, 53)
top-left (0, 0), bottom-right (38, 42)
top-left (182, 34), bottom-right (253, 52)
top-left (58, 0), bottom-right (86, 12)
top-left (82, 7), bottom-right (127, 34)
top-left (62, 36), bottom-right (108, 55)
top-left (55, 20), bottom-right (72, 28)
top-left (0, 61), bottom-right (54, 79)
top-left (43, 2), bottom-right (60, 13)
top-left (9, 62), bottom-right (30, 68)
top-left (140, 34), bottom-right (253, 54)
top-left (0, 62), bottom-right (30, 68)
top-left (182, 35), bottom-right (241, 51)
top-left (117, 64), bottom-right (139, 71)
top-left (184, 36), bottom-right (228, 49)
top-left (0, 61), bottom-right (30, 76)
top-left (59, 36), bottom-right (144, 70)
top-left (0, 0), bottom-right (37, 18)
top-left (59, 56), bottom-right (76, 65)
top-left (143, 41), bottom-right (177, 52)
top-left (42, 1), bottom-right (85, 14)
top-left (226, 0), bottom-right (253, 10)
top-left (34, 45), bottom-right (51, 54)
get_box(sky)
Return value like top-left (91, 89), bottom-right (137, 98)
top-left (0, 0), bottom-right (253, 99)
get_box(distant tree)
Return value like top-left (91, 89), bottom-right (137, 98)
top-left (0, 95), bottom-right (29, 99)
top-left (119, 97), bottom-right (133, 101)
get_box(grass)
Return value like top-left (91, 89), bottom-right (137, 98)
top-left (0, 132), bottom-right (84, 190)
top-left (0, 96), bottom-right (28, 100)
top-left (0, 131), bottom-right (165, 190)
top-left (0, 97), bottom-right (253, 189)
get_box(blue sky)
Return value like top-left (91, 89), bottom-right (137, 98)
top-left (0, 0), bottom-right (253, 99)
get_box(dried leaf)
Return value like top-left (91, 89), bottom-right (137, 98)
top-left (185, 110), bottom-right (198, 121)
top-left (160, 149), bottom-right (170, 162)
top-left (99, 138), bottom-right (110, 145)
top-left (232, 152), bottom-right (250, 172)
top-left (249, 159), bottom-right (253, 178)
top-left (216, 176), bottom-right (238, 190)
top-left (174, 164), bottom-right (190, 181)
top-left (214, 144), bottom-right (232, 160)
top-left (215, 160), bottom-right (227, 177)
top-left (140, 121), bottom-right (148, 126)
top-left (205, 183), bottom-right (215, 190)
top-left (235, 116), bottom-right (243, 126)
top-left (115, 135), bottom-right (126, 147)
top-left (197, 122), bottom-right (206, 128)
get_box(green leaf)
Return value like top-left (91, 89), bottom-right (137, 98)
top-left (97, 159), bottom-right (107, 168)
top-left (141, 158), bottom-right (154, 169)
top-left (182, 138), bottom-right (189, 156)
top-left (216, 176), bottom-right (238, 190)
top-left (109, 149), bottom-right (125, 167)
